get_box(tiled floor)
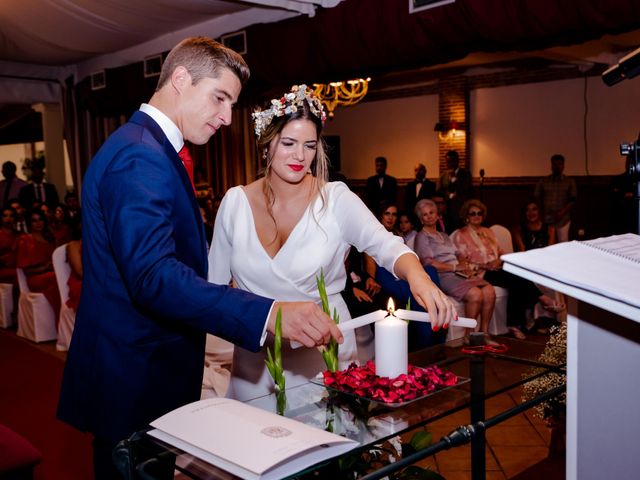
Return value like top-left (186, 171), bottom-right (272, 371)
top-left (403, 331), bottom-right (566, 480)
top-left (401, 389), bottom-right (562, 479)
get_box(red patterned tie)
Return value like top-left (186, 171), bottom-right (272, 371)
top-left (178, 145), bottom-right (194, 190)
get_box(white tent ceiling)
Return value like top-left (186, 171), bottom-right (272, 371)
top-left (0, 0), bottom-right (341, 103)
top-left (1, 0), bottom-right (639, 107)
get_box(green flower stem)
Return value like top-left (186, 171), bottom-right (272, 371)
top-left (265, 308), bottom-right (286, 414)
top-left (316, 268), bottom-right (340, 372)
top-left (404, 297), bottom-right (411, 323)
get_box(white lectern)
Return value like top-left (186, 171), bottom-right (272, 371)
top-left (502, 234), bottom-right (640, 480)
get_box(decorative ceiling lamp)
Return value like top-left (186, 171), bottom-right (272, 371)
top-left (312, 77), bottom-right (371, 118)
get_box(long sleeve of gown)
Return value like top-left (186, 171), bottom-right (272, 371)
top-left (208, 189), bottom-right (235, 285)
top-left (331, 182), bottom-right (414, 277)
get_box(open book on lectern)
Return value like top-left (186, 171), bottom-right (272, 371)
top-left (148, 397), bottom-right (358, 480)
top-left (501, 233), bottom-right (640, 309)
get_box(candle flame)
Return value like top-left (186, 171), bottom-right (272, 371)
top-left (387, 297), bottom-right (395, 315)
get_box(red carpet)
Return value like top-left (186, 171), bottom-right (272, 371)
top-left (0, 329), bottom-right (93, 479)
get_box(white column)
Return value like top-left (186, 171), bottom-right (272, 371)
top-left (31, 103), bottom-right (67, 199)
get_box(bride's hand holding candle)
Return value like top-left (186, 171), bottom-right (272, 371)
top-left (394, 252), bottom-right (456, 331)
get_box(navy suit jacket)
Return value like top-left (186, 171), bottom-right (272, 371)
top-left (58, 111), bottom-right (272, 442)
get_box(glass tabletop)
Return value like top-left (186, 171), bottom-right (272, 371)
top-left (135, 335), bottom-right (564, 479)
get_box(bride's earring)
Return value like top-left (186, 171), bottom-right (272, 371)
top-left (262, 149), bottom-right (268, 160)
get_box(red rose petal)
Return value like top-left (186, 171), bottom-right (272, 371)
top-left (323, 362), bottom-right (458, 404)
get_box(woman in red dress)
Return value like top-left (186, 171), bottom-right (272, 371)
top-left (47, 203), bottom-right (72, 246)
top-left (0, 206), bottom-right (22, 285)
top-left (16, 209), bottom-right (60, 321)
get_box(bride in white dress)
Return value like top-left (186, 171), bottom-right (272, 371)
top-left (207, 85), bottom-right (455, 401)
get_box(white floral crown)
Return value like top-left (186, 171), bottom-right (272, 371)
top-left (252, 84), bottom-right (327, 138)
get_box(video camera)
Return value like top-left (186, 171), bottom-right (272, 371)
top-left (620, 141), bottom-right (640, 182)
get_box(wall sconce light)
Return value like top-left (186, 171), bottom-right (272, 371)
top-left (434, 121), bottom-right (464, 141)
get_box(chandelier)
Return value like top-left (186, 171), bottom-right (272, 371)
top-left (312, 77), bottom-right (371, 118)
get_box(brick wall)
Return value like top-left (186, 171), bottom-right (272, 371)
top-left (438, 77), bottom-right (469, 172)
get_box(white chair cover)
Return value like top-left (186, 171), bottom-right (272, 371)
top-left (52, 244), bottom-right (76, 351)
top-left (490, 224), bottom-right (514, 254)
top-left (15, 268), bottom-right (57, 343)
top-left (0, 282), bottom-right (14, 328)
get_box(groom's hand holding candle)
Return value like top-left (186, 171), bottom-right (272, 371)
top-left (269, 302), bottom-right (344, 348)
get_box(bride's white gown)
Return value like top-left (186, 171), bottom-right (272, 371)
top-left (207, 181), bottom-right (411, 401)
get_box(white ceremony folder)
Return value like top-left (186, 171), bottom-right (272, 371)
top-left (149, 397), bottom-right (358, 480)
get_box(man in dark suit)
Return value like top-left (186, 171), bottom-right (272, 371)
top-left (57, 37), bottom-right (342, 479)
top-left (0, 161), bottom-right (27, 208)
top-left (365, 156), bottom-right (397, 212)
top-left (18, 164), bottom-right (59, 210)
top-left (405, 163), bottom-right (436, 214)
top-left (437, 150), bottom-right (472, 229)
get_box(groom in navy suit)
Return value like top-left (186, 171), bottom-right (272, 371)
top-left (57, 37), bottom-right (342, 479)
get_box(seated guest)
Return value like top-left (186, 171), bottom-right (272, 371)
top-left (451, 199), bottom-right (552, 339)
top-left (378, 201), bottom-right (400, 235)
top-left (66, 224), bottom-right (82, 312)
top-left (450, 199), bottom-right (505, 269)
top-left (50, 203), bottom-right (72, 246)
top-left (398, 211), bottom-right (418, 250)
top-left (364, 201), bottom-right (445, 349)
top-left (512, 200), bottom-right (564, 328)
top-left (343, 246), bottom-right (387, 318)
top-left (512, 200), bottom-right (557, 252)
top-left (362, 201), bottom-right (401, 298)
top-left (16, 209), bottom-right (60, 319)
top-left (9, 199), bottom-right (29, 233)
top-left (0, 206), bottom-right (22, 285)
top-left (432, 191), bottom-right (454, 234)
top-left (64, 190), bottom-right (81, 228)
top-left (414, 199), bottom-right (496, 334)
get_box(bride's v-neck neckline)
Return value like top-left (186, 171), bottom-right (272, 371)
top-left (238, 187), bottom-right (313, 261)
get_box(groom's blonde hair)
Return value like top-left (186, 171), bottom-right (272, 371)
top-left (156, 36), bottom-right (249, 90)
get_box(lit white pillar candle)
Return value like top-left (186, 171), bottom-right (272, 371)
top-left (374, 299), bottom-right (408, 378)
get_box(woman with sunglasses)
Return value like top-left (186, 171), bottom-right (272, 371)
top-left (450, 200), bottom-right (502, 274)
top-left (451, 199), bottom-right (554, 339)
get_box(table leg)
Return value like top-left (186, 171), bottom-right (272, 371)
top-left (470, 355), bottom-right (486, 480)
